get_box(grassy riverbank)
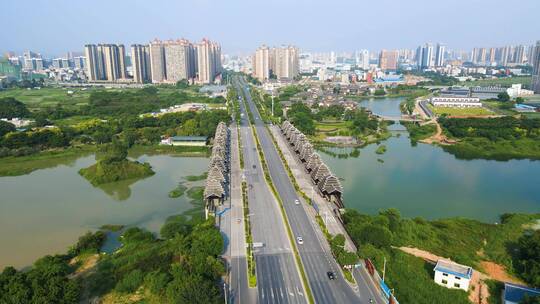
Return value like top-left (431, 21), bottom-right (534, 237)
top-left (443, 137), bottom-right (540, 160)
top-left (0, 145), bottom-right (95, 176)
top-left (401, 122), bottom-right (437, 144)
top-left (343, 209), bottom-right (540, 304)
top-left (439, 116), bottom-right (540, 160)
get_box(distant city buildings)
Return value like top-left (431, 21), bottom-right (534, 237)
top-left (532, 41), bottom-right (540, 93)
top-left (252, 44), bottom-right (299, 82)
top-left (85, 38), bottom-right (221, 84)
top-left (378, 49), bottom-right (398, 71)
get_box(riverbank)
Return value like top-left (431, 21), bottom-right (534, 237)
top-left (0, 144), bottom-right (210, 177)
top-left (343, 209), bottom-right (540, 304)
top-left (0, 145), bottom-right (96, 176)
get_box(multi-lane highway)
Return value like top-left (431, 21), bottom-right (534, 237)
top-left (235, 76), bottom-right (388, 304)
top-left (235, 79), bottom-right (307, 304)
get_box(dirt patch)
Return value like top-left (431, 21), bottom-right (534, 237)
top-left (69, 254), bottom-right (99, 279)
top-left (480, 261), bottom-right (524, 285)
top-left (396, 247), bottom-right (493, 304)
top-left (419, 119), bottom-right (456, 145)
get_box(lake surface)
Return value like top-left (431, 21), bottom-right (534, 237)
top-left (0, 154), bottom-right (208, 269)
top-left (320, 97), bottom-right (540, 222)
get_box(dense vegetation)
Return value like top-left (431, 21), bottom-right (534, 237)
top-left (0, 97), bottom-right (31, 119)
top-left (440, 116), bottom-right (540, 160)
top-left (0, 106), bottom-right (229, 158)
top-left (515, 230), bottom-right (540, 287)
top-left (79, 139), bottom-right (155, 185)
top-left (0, 217), bottom-right (224, 304)
top-left (0, 231), bottom-right (105, 304)
top-left (402, 121), bottom-right (437, 145)
top-left (342, 209), bottom-right (540, 303)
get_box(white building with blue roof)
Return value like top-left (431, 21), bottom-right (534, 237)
top-left (434, 259), bottom-right (473, 291)
top-left (503, 283), bottom-right (540, 304)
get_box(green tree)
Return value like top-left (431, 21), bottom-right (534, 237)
top-left (0, 120), bottom-right (15, 137)
top-left (0, 97), bottom-right (30, 119)
top-left (516, 230), bottom-right (540, 286)
top-left (96, 138), bottom-right (128, 164)
top-left (497, 92), bottom-right (510, 102)
top-left (359, 225), bottom-right (393, 249)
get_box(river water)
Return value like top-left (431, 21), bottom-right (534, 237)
top-left (0, 154), bottom-right (208, 269)
top-left (319, 97), bottom-right (540, 222)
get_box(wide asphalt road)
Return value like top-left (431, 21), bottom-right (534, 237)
top-left (235, 79), bottom-right (307, 304)
top-left (238, 76), bottom-right (382, 304)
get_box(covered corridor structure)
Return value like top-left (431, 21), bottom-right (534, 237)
top-left (280, 120), bottom-right (344, 209)
top-left (204, 122), bottom-right (230, 218)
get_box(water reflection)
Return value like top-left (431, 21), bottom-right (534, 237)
top-left (319, 97), bottom-right (540, 222)
top-left (0, 154), bottom-right (209, 269)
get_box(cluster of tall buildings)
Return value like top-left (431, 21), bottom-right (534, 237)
top-left (84, 38), bottom-right (222, 84)
top-left (470, 45), bottom-right (533, 66)
top-left (415, 43), bottom-right (446, 69)
top-left (252, 45), bottom-right (299, 81)
top-left (532, 41), bottom-right (540, 93)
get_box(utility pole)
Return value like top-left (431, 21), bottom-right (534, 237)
top-left (382, 257), bottom-right (387, 282)
top-left (271, 86), bottom-right (275, 117)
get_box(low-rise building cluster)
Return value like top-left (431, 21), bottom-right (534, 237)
top-left (203, 122), bottom-right (229, 218)
top-left (281, 120), bottom-right (344, 208)
top-left (430, 96), bottom-right (483, 108)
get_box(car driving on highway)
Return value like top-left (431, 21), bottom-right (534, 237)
top-left (294, 199), bottom-right (300, 205)
top-left (296, 236), bottom-right (303, 244)
top-left (327, 271), bottom-right (336, 280)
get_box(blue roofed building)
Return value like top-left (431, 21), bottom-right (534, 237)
top-left (503, 283), bottom-right (540, 304)
top-left (433, 259), bottom-right (473, 291)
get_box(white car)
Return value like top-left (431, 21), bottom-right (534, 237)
top-left (294, 199), bottom-right (300, 205)
top-left (297, 236), bottom-right (303, 245)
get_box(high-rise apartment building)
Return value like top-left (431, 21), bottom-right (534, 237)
top-left (514, 45), bottom-right (526, 64)
top-left (417, 43), bottom-right (434, 69)
top-left (272, 45), bottom-right (299, 80)
top-left (359, 49), bottom-right (370, 70)
top-left (378, 49), bottom-right (398, 71)
top-left (253, 45), bottom-right (270, 81)
top-left (73, 56), bottom-right (85, 69)
top-left (531, 41), bottom-right (540, 94)
top-left (435, 43), bottom-right (446, 67)
top-left (164, 39), bottom-right (195, 83)
top-left (251, 44), bottom-right (298, 81)
top-left (84, 44), bottom-right (126, 82)
top-left (149, 40), bottom-right (167, 83)
top-left (131, 44), bottom-right (151, 83)
top-left (196, 38), bottom-right (221, 84)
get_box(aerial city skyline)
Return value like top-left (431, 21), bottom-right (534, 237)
top-left (1, 1), bottom-right (540, 304)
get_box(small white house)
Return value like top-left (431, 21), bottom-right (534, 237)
top-left (433, 259), bottom-right (473, 291)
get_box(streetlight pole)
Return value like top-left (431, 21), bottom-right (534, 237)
top-left (271, 87), bottom-right (275, 117)
top-left (382, 257), bottom-right (387, 282)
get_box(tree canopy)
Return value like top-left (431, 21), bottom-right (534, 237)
top-left (0, 97), bottom-right (30, 119)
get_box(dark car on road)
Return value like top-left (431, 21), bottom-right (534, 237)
top-left (327, 271), bottom-right (335, 280)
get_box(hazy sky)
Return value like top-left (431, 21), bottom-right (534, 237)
top-left (1, 0), bottom-right (539, 56)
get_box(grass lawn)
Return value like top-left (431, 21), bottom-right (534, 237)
top-left (429, 104), bottom-right (494, 116)
top-left (315, 120), bottom-right (349, 132)
top-left (0, 87), bottom-right (93, 109)
top-left (459, 76), bottom-right (532, 88)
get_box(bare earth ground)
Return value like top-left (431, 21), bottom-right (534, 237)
top-left (397, 246), bottom-right (524, 304)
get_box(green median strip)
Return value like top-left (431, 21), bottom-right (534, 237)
top-left (242, 181), bottom-right (257, 287)
top-left (240, 89), bottom-right (314, 304)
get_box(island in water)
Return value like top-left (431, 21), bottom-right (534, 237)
top-left (79, 139), bottom-right (154, 186)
